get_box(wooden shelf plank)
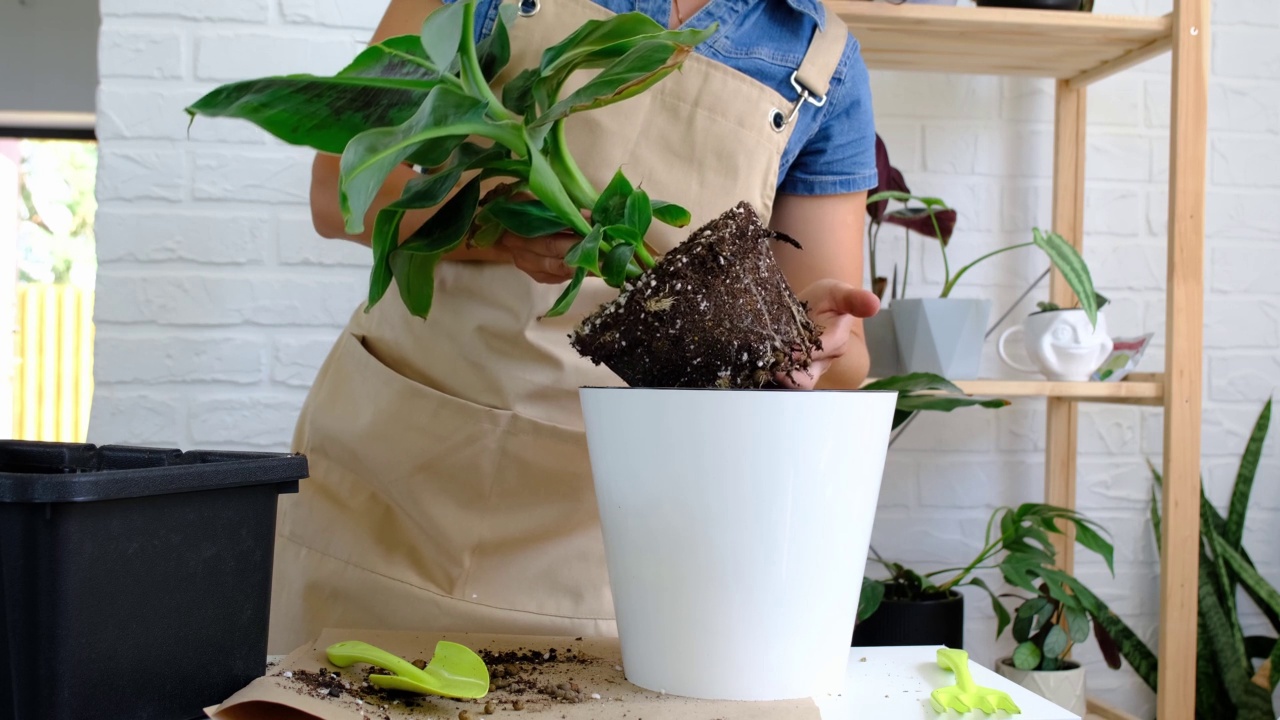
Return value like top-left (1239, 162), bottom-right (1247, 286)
top-left (831, 2), bottom-right (1173, 83)
top-left (952, 378), bottom-right (1163, 403)
top-left (862, 376), bottom-right (1165, 403)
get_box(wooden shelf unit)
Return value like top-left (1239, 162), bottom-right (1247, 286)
top-left (836, 3), bottom-right (1208, 719)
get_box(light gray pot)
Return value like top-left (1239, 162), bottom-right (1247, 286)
top-left (995, 658), bottom-right (1087, 716)
top-left (864, 306), bottom-right (903, 378)
top-left (889, 298), bottom-right (991, 380)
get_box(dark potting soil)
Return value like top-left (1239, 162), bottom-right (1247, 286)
top-left (570, 201), bottom-right (824, 389)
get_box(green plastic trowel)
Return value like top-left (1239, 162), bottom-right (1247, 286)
top-left (326, 640), bottom-right (490, 699)
top-left (930, 648), bottom-right (1021, 715)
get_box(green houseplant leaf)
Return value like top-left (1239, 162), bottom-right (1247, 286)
top-left (184, 36), bottom-right (447, 156)
top-left (1031, 228), bottom-right (1099, 326)
top-left (1225, 398), bottom-right (1271, 549)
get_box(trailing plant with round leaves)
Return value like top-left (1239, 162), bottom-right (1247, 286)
top-left (186, 0), bottom-right (711, 319)
top-left (858, 502), bottom-right (1119, 652)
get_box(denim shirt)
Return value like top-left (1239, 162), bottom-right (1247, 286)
top-left (467, 0), bottom-right (879, 196)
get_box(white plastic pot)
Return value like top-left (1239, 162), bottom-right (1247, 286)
top-left (579, 388), bottom-right (899, 701)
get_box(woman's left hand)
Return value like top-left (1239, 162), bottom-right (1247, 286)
top-left (774, 279), bottom-right (880, 390)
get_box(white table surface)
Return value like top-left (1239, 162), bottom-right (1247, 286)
top-left (267, 646), bottom-right (1079, 719)
top-left (817, 646), bottom-right (1080, 720)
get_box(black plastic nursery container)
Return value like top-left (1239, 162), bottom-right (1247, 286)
top-left (852, 588), bottom-right (965, 650)
top-left (0, 441), bottom-right (307, 720)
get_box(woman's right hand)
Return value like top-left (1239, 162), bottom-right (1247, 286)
top-left (499, 232), bottom-right (580, 285)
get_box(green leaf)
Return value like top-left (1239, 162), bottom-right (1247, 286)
top-left (338, 85), bottom-right (522, 233)
top-left (501, 68), bottom-right (539, 119)
top-left (564, 225), bottom-right (605, 275)
top-left (533, 15), bottom-right (713, 105)
top-left (625, 189), bottom-right (652, 238)
top-left (1012, 642), bottom-right (1042, 671)
top-left (605, 224), bottom-right (641, 246)
top-left (592, 170), bottom-right (634, 227)
top-left (368, 207), bottom-right (402, 309)
top-left (602, 244), bottom-right (636, 288)
top-left (1225, 398), bottom-right (1271, 549)
top-left (964, 577), bottom-right (1011, 638)
top-left (892, 396), bottom-right (1010, 414)
top-left (366, 145), bottom-right (487, 309)
top-left (476, 3), bottom-right (516, 80)
top-left (185, 35), bottom-right (446, 155)
top-left (485, 199), bottom-right (571, 237)
top-left (1064, 605), bottom-right (1089, 644)
top-left (1217, 537), bottom-right (1280, 624)
top-left (1017, 596), bottom-right (1051, 620)
top-left (420, 0), bottom-right (466, 71)
top-left (468, 209), bottom-right (505, 248)
top-left (388, 176), bottom-right (482, 317)
top-left (544, 267), bottom-right (588, 318)
top-left (1032, 228), bottom-right (1099, 327)
top-left (651, 200), bottom-right (691, 228)
top-left (861, 372), bottom-right (963, 395)
top-left (1197, 554), bottom-right (1257, 712)
top-left (389, 245), bottom-right (444, 317)
top-left (866, 190), bottom-right (914, 205)
top-left (858, 578), bottom-right (886, 623)
top-left (532, 40), bottom-right (689, 130)
top-left (1042, 625), bottom-right (1069, 660)
top-left (1012, 607), bottom-right (1037, 643)
top-left (1072, 520), bottom-right (1115, 574)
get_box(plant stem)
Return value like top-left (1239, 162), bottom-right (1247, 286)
top-left (868, 221), bottom-right (879, 282)
top-left (460, 2), bottom-right (518, 123)
top-left (930, 207), bottom-right (950, 294)
top-left (940, 242), bottom-right (1033, 298)
top-left (549, 121), bottom-right (599, 209)
top-left (902, 227), bottom-right (910, 300)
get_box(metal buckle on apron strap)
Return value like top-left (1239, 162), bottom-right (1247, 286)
top-left (519, 0), bottom-right (540, 16)
top-left (770, 71), bottom-right (827, 133)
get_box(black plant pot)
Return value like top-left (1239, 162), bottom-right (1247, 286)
top-left (0, 442), bottom-right (309, 720)
top-left (975, 0), bottom-right (1081, 9)
top-left (852, 588), bottom-right (965, 649)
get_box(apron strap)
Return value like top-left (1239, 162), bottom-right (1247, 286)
top-left (791, 1), bottom-right (846, 106)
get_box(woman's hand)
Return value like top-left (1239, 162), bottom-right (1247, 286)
top-left (774, 279), bottom-right (880, 390)
top-left (499, 232), bottom-right (579, 284)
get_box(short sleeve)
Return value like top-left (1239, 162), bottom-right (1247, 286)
top-left (777, 36), bottom-right (878, 196)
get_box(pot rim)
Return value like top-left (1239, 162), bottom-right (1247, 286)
top-left (879, 587), bottom-right (964, 604)
top-left (996, 656), bottom-right (1083, 672)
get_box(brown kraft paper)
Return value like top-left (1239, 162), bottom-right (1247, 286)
top-left (206, 629), bottom-right (822, 720)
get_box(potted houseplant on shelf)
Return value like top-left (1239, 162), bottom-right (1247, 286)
top-left (1106, 398), bottom-right (1279, 720)
top-left (997, 295), bottom-right (1114, 382)
top-left (186, 3), bottom-right (938, 704)
top-left (988, 513), bottom-right (1126, 717)
top-left (853, 503), bottom-right (1116, 655)
top-left (863, 139), bottom-right (1102, 381)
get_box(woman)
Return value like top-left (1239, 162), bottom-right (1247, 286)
top-left (268, 0), bottom-right (880, 653)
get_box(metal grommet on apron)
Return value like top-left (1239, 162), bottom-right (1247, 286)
top-left (267, 0), bottom-right (849, 655)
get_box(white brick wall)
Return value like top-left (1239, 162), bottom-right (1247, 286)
top-left (89, 0), bottom-right (1280, 716)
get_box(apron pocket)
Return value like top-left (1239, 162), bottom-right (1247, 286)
top-left (291, 330), bottom-right (612, 620)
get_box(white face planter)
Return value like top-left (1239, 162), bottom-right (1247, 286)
top-left (999, 309), bottom-right (1113, 382)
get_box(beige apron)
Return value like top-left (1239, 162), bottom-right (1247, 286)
top-left (268, 0), bottom-right (848, 654)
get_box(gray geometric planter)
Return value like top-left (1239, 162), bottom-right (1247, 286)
top-left (890, 298), bottom-right (992, 380)
top-left (864, 306), bottom-right (903, 378)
